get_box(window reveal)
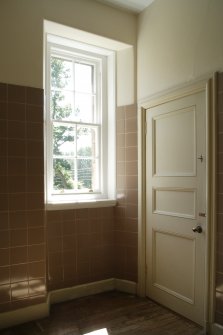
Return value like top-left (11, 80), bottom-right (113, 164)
top-left (45, 34), bottom-right (116, 207)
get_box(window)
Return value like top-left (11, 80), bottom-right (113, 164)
top-left (45, 35), bottom-right (116, 208)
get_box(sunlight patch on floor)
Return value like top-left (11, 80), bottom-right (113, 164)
top-left (83, 329), bottom-right (109, 335)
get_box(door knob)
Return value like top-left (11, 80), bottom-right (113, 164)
top-left (192, 225), bottom-right (202, 233)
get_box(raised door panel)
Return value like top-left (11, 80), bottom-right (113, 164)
top-left (152, 230), bottom-right (195, 304)
top-left (153, 106), bottom-right (196, 176)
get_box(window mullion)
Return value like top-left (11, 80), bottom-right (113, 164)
top-left (52, 120), bottom-right (100, 127)
top-left (74, 124), bottom-right (78, 190)
top-left (73, 59), bottom-right (76, 125)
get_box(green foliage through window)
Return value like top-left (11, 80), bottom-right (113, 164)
top-left (51, 57), bottom-right (96, 193)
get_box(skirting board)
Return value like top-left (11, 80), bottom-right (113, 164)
top-left (0, 278), bottom-right (137, 329)
top-left (50, 278), bottom-right (137, 304)
top-left (211, 323), bottom-right (223, 335)
top-left (114, 278), bottom-right (137, 294)
top-left (50, 278), bottom-right (115, 304)
top-left (0, 301), bottom-right (49, 330)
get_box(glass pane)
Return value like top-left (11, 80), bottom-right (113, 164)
top-left (77, 127), bottom-right (98, 158)
top-left (77, 158), bottom-right (99, 191)
top-left (51, 90), bottom-right (74, 120)
top-left (53, 124), bottom-right (76, 157)
top-left (75, 63), bottom-right (93, 93)
top-left (75, 93), bottom-right (94, 123)
top-left (53, 158), bottom-right (75, 191)
top-left (51, 57), bottom-right (73, 90)
top-left (77, 158), bottom-right (93, 190)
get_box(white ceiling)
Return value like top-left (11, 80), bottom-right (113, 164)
top-left (96, 0), bottom-right (154, 13)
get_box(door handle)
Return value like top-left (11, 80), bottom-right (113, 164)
top-left (192, 225), bottom-right (202, 233)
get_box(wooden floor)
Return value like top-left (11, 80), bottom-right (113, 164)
top-left (0, 291), bottom-right (204, 335)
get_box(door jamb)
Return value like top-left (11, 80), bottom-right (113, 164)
top-left (137, 77), bottom-right (217, 330)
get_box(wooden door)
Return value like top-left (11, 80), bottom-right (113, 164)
top-left (146, 91), bottom-right (206, 326)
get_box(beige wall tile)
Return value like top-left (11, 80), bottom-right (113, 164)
top-left (9, 211), bottom-right (27, 229)
top-left (0, 249), bottom-right (10, 267)
top-left (0, 212), bottom-right (9, 230)
top-left (8, 120), bottom-right (26, 139)
top-left (0, 84), bottom-right (7, 102)
top-left (8, 84), bottom-right (25, 103)
top-left (8, 102), bottom-right (26, 121)
top-left (11, 246), bottom-right (27, 265)
top-left (0, 266), bottom-right (10, 285)
top-left (0, 102), bottom-right (7, 120)
top-left (0, 284), bottom-right (11, 303)
top-left (28, 244), bottom-right (45, 262)
top-left (126, 117), bottom-right (137, 133)
top-left (11, 264), bottom-right (28, 283)
top-left (28, 261), bottom-right (45, 280)
top-left (10, 229), bottom-right (27, 247)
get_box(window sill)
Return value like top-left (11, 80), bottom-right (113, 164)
top-left (45, 199), bottom-right (117, 211)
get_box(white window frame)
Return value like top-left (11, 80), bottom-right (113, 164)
top-left (45, 34), bottom-right (116, 210)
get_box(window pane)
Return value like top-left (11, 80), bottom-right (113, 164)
top-left (77, 158), bottom-right (93, 190)
top-left (53, 124), bottom-right (76, 157)
top-left (51, 90), bottom-right (74, 120)
top-left (77, 127), bottom-right (98, 158)
top-left (75, 93), bottom-right (95, 123)
top-left (75, 63), bottom-right (93, 93)
top-left (53, 157), bottom-right (99, 193)
top-left (53, 158), bottom-right (75, 191)
top-left (77, 158), bottom-right (99, 191)
top-left (51, 57), bottom-right (73, 90)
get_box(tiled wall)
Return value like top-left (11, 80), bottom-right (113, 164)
top-left (0, 81), bottom-right (138, 315)
top-left (216, 72), bottom-right (223, 325)
top-left (46, 207), bottom-right (114, 290)
top-left (115, 104), bottom-right (138, 282)
top-left (46, 104), bottom-right (138, 290)
top-left (0, 83), bottom-right (46, 312)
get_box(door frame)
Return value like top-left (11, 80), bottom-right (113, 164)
top-left (137, 76), bottom-right (217, 331)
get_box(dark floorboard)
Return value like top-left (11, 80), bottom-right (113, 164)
top-left (0, 291), bottom-right (204, 335)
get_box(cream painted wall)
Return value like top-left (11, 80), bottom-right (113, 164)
top-left (137, 0), bottom-right (223, 101)
top-left (0, 0), bottom-right (137, 92)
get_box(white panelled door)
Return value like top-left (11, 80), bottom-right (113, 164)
top-left (146, 90), bottom-right (206, 326)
